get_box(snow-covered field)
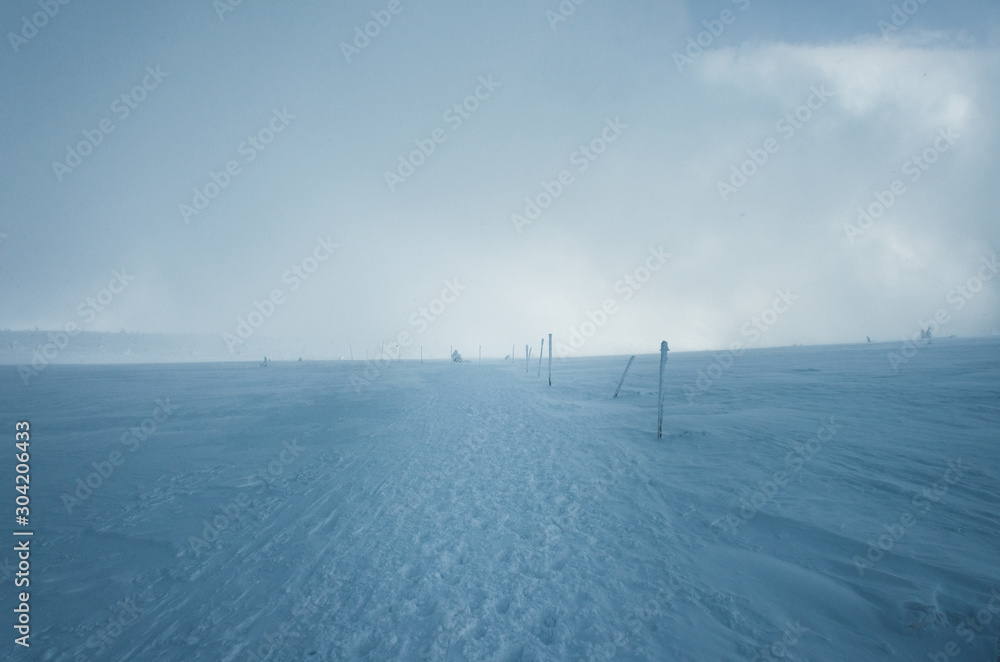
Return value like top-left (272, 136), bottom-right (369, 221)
top-left (2, 339), bottom-right (999, 661)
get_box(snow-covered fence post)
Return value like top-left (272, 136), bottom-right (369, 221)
top-left (548, 333), bottom-right (552, 386)
top-left (537, 338), bottom-right (544, 377)
top-left (657, 341), bottom-right (669, 438)
top-left (614, 355), bottom-right (636, 398)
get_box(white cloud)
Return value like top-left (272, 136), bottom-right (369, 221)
top-left (696, 35), bottom-right (996, 136)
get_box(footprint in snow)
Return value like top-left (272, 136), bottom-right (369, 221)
top-left (538, 610), bottom-right (559, 645)
top-left (903, 601), bottom-right (947, 631)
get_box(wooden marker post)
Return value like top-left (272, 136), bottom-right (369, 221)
top-left (657, 341), bottom-right (669, 438)
top-left (614, 355), bottom-right (636, 398)
top-left (548, 333), bottom-right (552, 386)
top-left (537, 338), bottom-right (544, 377)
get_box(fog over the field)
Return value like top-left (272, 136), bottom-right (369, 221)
top-left (2, 0), bottom-right (999, 358)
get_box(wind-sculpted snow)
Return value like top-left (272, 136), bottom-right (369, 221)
top-left (1, 338), bottom-right (998, 660)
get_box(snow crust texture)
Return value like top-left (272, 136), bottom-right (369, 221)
top-left (2, 339), bottom-right (998, 661)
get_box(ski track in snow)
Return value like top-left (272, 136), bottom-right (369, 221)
top-left (2, 339), bottom-right (999, 661)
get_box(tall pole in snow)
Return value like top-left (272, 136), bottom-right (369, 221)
top-left (614, 355), bottom-right (636, 399)
top-left (657, 341), bottom-right (669, 438)
top-left (537, 338), bottom-right (544, 378)
top-left (548, 333), bottom-right (552, 386)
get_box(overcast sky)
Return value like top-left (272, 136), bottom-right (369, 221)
top-left (2, 0), bottom-right (999, 359)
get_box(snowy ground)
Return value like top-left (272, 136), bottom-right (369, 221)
top-left (2, 339), bottom-right (999, 661)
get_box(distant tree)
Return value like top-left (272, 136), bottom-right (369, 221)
top-left (451, 350), bottom-right (463, 363)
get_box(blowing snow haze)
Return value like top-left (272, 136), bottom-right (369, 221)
top-left (3, 5), bottom-right (1000, 660)
top-left (2, 0), bottom-right (999, 358)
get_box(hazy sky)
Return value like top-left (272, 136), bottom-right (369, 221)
top-left (2, 0), bottom-right (999, 358)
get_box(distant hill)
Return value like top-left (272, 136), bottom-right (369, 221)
top-left (0, 330), bottom-right (243, 365)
